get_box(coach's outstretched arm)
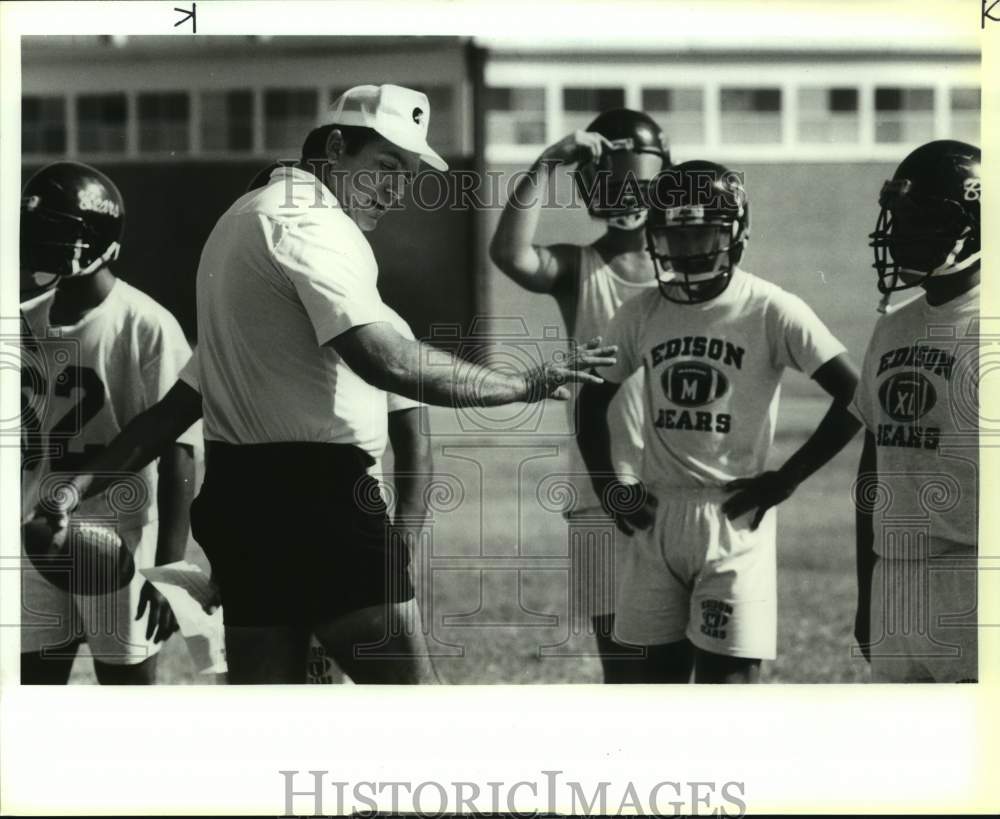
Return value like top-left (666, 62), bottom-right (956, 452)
top-left (332, 323), bottom-right (616, 406)
top-left (489, 131), bottom-right (611, 294)
top-left (721, 353), bottom-right (863, 530)
top-left (577, 380), bottom-right (658, 535)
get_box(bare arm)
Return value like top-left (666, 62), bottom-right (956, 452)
top-left (49, 380), bottom-right (202, 513)
top-left (854, 430), bottom-right (878, 662)
top-left (331, 322), bottom-right (616, 407)
top-left (722, 353), bottom-right (863, 528)
top-left (154, 443), bottom-right (195, 566)
top-left (387, 406), bottom-right (433, 528)
top-left (489, 131), bottom-right (610, 294)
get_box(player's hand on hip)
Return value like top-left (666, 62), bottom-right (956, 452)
top-left (525, 337), bottom-right (617, 401)
top-left (722, 471), bottom-right (796, 531)
top-left (538, 131), bottom-right (614, 167)
top-left (137, 581), bottom-right (179, 643)
top-left (601, 480), bottom-right (658, 536)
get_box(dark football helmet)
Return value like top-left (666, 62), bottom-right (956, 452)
top-left (573, 108), bottom-right (670, 231)
top-left (20, 161), bottom-right (124, 301)
top-left (870, 140), bottom-right (980, 299)
top-left (645, 160), bottom-right (750, 304)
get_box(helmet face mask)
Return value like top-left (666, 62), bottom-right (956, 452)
top-left (20, 162), bottom-right (124, 302)
top-left (572, 111), bottom-right (669, 231)
top-left (645, 162), bottom-right (749, 305)
top-left (869, 140), bottom-right (980, 298)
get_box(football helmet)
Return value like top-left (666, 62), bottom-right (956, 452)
top-left (573, 109), bottom-right (670, 231)
top-left (645, 160), bottom-right (750, 304)
top-left (870, 140), bottom-right (980, 297)
top-left (20, 161), bottom-right (124, 301)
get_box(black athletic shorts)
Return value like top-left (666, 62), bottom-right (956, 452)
top-left (190, 442), bottom-right (414, 627)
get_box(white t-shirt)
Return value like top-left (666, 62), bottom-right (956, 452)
top-left (21, 279), bottom-right (197, 529)
top-left (178, 304), bottom-right (421, 419)
top-left (602, 268), bottom-right (846, 489)
top-left (194, 165), bottom-right (391, 458)
top-left (566, 245), bottom-right (656, 512)
top-left (850, 285), bottom-right (979, 554)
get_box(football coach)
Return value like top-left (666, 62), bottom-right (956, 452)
top-left (191, 84), bottom-right (616, 684)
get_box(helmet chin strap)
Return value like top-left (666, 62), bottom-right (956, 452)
top-left (606, 210), bottom-right (648, 231)
top-left (68, 241), bottom-right (120, 278)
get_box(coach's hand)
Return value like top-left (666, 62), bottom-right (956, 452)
top-left (722, 471), bottom-right (796, 531)
top-left (537, 130), bottom-right (614, 168)
top-left (137, 581), bottom-right (179, 643)
top-left (525, 337), bottom-right (617, 402)
top-left (601, 480), bottom-right (657, 536)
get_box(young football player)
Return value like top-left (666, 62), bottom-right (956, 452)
top-left (578, 160), bottom-right (862, 683)
top-left (853, 139), bottom-right (980, 683)
top-left (29, 300), bottom-right (440, 684)
top-left (490, 109), bottom-right (669, 681)
top-left (20, 162), bottom-right (197, 684)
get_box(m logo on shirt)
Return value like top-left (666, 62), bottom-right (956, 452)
top-left (878, 371), bottom-right (937, 422)
top-left (661, 361), bottom-right (729, 407)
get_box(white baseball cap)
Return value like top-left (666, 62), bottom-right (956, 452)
top-left (322, 84), bottom-right (448, 172)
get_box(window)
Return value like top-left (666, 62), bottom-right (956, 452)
top-left (720, 87), bottom-right (782, 144)
top-left (641, 87), bottom-right (704, 145)
top-left (797, 87), bottom-right (859, 143)
top-left (562, 87), bottom-right (625, 134)
top-left (138, 92), bottom-right (190, 153)
top-left (485, 86), bottom-right (545, 145)
top-left (77, 93), bottom-right (127, 154)
top-left (874, 87), bottom-right (933, 143)
top-left (201, 90), bottom-right (254, 152)
top-left (22, 96), bottom-right (66, 154)
top-left (264, 89), bottom-right (318, 153)
top-left (950, 87), bottom-right (980, 145)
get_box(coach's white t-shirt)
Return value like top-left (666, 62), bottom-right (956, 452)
top-left (602, 267), bottom-right (846, 489)
top-left (195, 166), bottom-right (392, 458)
top-left (21, 279), bottom-right (197, 529)
top-left (850, 285), bottom-right (979, 554)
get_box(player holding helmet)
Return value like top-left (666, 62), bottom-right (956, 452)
top-left (19, 161), bottom-right (197, 684)
top-left (853, 140), bottom-right (980, 683)
top-left (578, 160), bottom-right (861, 683)
top-left (490, 109), bottom-right (669, 682)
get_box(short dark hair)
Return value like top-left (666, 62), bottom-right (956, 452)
top-left (300, 124), bottom-right (381, 162)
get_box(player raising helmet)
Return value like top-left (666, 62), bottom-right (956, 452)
top-left (853, 139), bottom-right (980, 682)
top-left (578, 160), bottom-right (862, 683)
top-left (490, 109), bottom-right (669, 682)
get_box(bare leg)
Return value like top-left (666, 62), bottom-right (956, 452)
top-left (94, 654), bottom-right (159, 685)
top-left (223, 625), bottom-right (310, 684)
top-left (694, 649), bottom-right (761, 683)
top-left (314, 599), bottom-right (439, 684)
top-left (20, 641), bottom-right (81, 685)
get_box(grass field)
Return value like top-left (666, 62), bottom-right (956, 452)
top-left (67, 396), bottom-right (870, 686)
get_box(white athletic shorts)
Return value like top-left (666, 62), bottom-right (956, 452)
top-left (869, 546), bottom-right (978, 683)
top-left (21, 522), bottom-right (163, 666)
top-left (613, 488), bottom-right (777, 660)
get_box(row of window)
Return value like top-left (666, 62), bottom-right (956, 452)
top-left (22, 86), bottom-right (456, 157)
top-left (22, 81), bottom-right (981, 159)
top-left (485, 84), bottom-right (981, 148)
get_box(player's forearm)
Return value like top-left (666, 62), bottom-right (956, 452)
top-left (68, 382), bottom-right (202, 505)
top-left (577, 383), bottom-right (619, 500)
top-left (489, 162), bottom-right (550, 287)
top-left (855, 433), bottom-right (878, 596)
top-left (389, 408), bottom-right (433, 527)
top-left (154, 443), bottom-right (195, 565)
top-left (775, 403), bottom-right (862, 489)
